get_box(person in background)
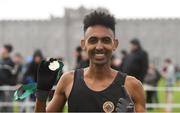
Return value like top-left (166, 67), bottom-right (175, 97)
top-left (119, 50), bottom-right (128, 71)
top-left (122, 38), bottom-right (149, 83)
top-left (23, 49), bottom-right (44, 105)
top-left (111, 55), bottom-right (121, 71)
top-left (144, 63), bottom-right (161, 110)
top-left (175, 65), bottom-right (180, 86)
top-left (161, 58), bottom-right (176, 112)
top-left (74, 46), bottom-right (83, 69)
top-left (76, 50), bottom-right (89, 69)
top-left (0, 44), bottom-right (14, 85)
top-left (0, 44), bottom-right (14, 112)
top-left (11, 53), bottom-right (23, 85)
top-left (23, 49), bottom-right (44, 84)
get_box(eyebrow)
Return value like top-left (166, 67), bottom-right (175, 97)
top-left (102, 36), bottom-right (112, 39)
top-left (87, 36), bottom-right (113, 39)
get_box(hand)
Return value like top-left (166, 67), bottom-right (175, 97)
top-left (116, 86), bottom-right (134, 112)
top-left (37, 58), bottom-right (63, 91)
top-left (116, 98), bottom-right (134, 112)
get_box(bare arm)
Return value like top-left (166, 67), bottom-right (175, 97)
top-left (125, 76), bottom-right (146, 112)
top-left (133, 81), bottom-right (146, 112)
top-left (35, 99), bottom-right (46, 112)
top-left (46, 81), bottom-right (67, 112)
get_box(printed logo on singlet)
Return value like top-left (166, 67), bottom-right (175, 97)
top-left (103, 101), bottom-right (114, 113)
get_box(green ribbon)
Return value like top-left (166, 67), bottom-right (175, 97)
top-left (14, 83), bottom-right (37, 101)
top-left (14, 61), bottom-right (64, 101)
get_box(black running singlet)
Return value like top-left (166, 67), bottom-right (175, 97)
top-left (68, 69), bottom-right (129, 112)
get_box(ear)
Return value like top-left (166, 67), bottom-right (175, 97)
top-left (113, 39), bottom-right (119, 51)
top-left (81, 38), bottom-right (85, 50)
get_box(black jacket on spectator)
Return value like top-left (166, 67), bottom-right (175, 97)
top-left (0, 57), bottom-right (14, 85)
top-left (10, 64), bottom-right (22, 85)
top-left (23, 62), bottom-right (39, 84)
top-left (122, 49), bottom-right (148, 83)
top-left (23, 50), bottom-right (44, 84)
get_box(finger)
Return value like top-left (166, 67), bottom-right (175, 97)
top-left (118, 98), bottom-right (126, 104)
top-left (127, 105), bottom-right (134, 109)
top-left (129, 102), bottom-right (134, 106)
top-left (49, 58), bottom-right (57, 62)
top-left (115, 107), bottom-right (120, 112)
top-left (116, 102), bottom-right (121, 107)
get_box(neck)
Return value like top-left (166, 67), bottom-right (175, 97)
top-left (86, 62), bottom-right (112, 79)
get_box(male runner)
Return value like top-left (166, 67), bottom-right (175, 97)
top-left (35, 10), bottom-right (146, 112)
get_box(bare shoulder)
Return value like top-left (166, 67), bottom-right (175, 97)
top-left (60, 70), bottom-right (74, 83)
top-left (125, 76), bottom-right (143, 89)
top-left (55, 70), bottom-right (75, 98)
top-left (55, 70), bottom-right (74, 93)
top-left (124, 75), bottom-right (144, 101)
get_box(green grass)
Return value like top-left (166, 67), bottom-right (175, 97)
top-left (148, 78), bottom-right (180, 112)
top-left (63, 104), bottom-right (68, 112)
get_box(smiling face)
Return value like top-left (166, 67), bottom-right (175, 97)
top-left (81, 25), bottom-right (118, 66)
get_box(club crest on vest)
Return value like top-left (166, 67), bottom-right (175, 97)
top-left (103, 101), bottom-right (114, 113)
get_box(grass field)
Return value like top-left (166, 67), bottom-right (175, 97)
top-left (148, 78), bottom-right (180, 112)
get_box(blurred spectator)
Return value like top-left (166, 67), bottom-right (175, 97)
top-left (122, 38), bottom-right (149, 83)
top-left (144, 63), bottom-right (161, 110)
top-left (76, 50), bottom-right (89, 69)
top-left (119, 50), bottom-right (128, 71)
top-left (111, 55), bottom-right (121, 71)
top-left (161, 58), bottom-right (176, 87)
top-left (23, 49), bottom-right (44, 84)
top-left (0, 44), bottom-right (14, 112)
top-left (74, 46), bottom-right (83, 69)
top-left (161, 58), bottom-right (176, 112)
top-left (0, 44), bottom-right (14, 85)
top-left (175, 65), bottom-right (180, 86)
top-left (21, 49), bottom-right (44, 106)
top-left (11, 53), bottom-right (23, 85)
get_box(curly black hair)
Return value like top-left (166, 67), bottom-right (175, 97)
top-left (83, 10), bottom-right (116, 34)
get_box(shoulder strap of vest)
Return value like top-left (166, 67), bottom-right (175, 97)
top-left (114, 72), bottom-right (127, 85)
top-left (121, 72), bottom-right (127, 85)
top-left (74, 69), bottom-right (83, 81)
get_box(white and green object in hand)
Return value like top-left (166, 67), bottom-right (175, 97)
top-left (14, 58), bottom-right (64, 101)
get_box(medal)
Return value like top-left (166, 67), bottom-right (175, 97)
top-left (48, 60), bottom-right (60, 71)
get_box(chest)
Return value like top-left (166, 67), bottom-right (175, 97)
top-left (84, 78), bottom-right (114, 92)
top-left (67, 79), bottom-right (126, 112)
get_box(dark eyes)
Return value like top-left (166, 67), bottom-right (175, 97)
top-left (88, 36), bottom-right (98, 44)
top-left (102, 37), bottom-right (112, 44)
top-left (87, 36), bottom-right (112, 44)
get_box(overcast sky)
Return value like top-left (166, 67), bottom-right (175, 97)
top-left (0, 0), bottom-right (180, 20)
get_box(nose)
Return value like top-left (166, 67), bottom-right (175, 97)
top-left (96, 40), bottom-right (103, 50)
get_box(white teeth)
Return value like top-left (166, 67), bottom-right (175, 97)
top-left (95, 54), bottom-right (104, 57)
